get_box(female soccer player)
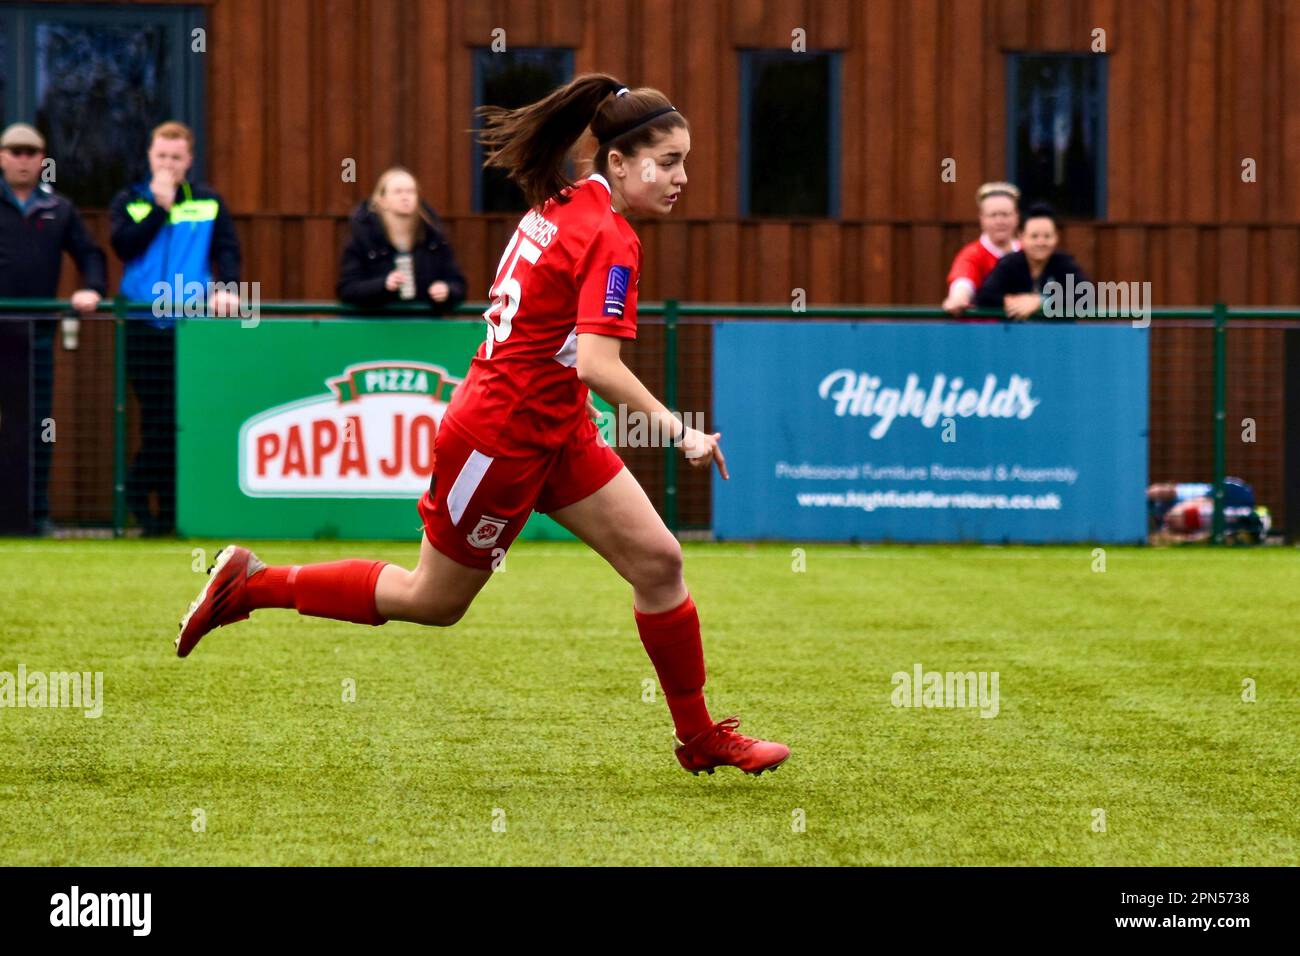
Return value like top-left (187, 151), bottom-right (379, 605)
top-left (177, 73), bottom-right (790, 777)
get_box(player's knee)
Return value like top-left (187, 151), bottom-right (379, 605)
top-left (633, 537), bottom-right (684, 591)
top-left (415, 599), bottom-right (470, 628)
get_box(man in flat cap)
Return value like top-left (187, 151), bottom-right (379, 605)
top-left (0, 122), bottom-right (107, 535)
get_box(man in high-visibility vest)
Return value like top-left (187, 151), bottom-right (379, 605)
top-left (109, 120), bottom-right (241, 536)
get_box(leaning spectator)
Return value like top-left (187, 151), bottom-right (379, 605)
top-left (337, 167), bottom-right (466, 314)
top-left (0, 122), bottom-right (107, 536)
top-left (974, 203), bottom-right (1090, 320)
top-left (942, 181), bottom-right (1021, 315)
top-left (108, 120), bottom-right (241, 536)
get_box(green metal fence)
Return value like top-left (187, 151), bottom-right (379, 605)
top-left (0, 297), bottom-right (1274, 542)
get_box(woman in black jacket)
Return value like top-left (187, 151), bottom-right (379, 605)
top-left (974, 203), bottom-right (1090, 319)
top-left (337, 167), bottom-right (467, 314)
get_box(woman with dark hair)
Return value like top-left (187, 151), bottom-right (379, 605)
top-left (177, 74), bottom-right (790, 778)
top-left (337, 166), bottom-right (466, 313)
top-left (974, 203), bottom-right (1091, 319)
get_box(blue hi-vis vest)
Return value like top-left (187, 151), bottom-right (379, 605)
top-left (120, 182), bottom-right (221, 327)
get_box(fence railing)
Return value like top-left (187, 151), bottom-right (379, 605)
top-left (0, 296), bottom-right (1267, 541)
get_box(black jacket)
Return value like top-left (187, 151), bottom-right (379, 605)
top-left (975, 250), bottom-right (1091, 309)
top-left (0, 183), bottom-right (107, 298)
top-left (336, 202), bottom-right (467, 314)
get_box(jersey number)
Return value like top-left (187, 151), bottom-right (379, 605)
top-left (483, 231), bottom-right (542, 358)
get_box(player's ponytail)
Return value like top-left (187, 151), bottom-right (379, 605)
top-left (476, 72), bottom-right (687, 209)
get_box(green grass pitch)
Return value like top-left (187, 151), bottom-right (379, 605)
top-left (1, 538), bottom-right (1296, 866)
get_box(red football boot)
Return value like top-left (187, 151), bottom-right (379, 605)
top-left (175, 545), bottom-right (263, 657)
top-left (674, 716), bottom-right (791, 776)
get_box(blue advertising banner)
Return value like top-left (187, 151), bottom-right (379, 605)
top-left (711, 322), bottom-right (1149, 543)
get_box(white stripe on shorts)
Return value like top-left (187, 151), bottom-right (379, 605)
top-left (447, 448), bottom-right (494, 526)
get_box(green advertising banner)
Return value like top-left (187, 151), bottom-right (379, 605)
top-left (176, 317), bottom-right (585, 541)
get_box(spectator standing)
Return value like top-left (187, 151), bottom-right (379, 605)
top-left (974, 203), bottom-right (1090, 320)
top-left (108, 120), bottom-right (241, 536)
top-left (0, 122), bottom-right (107, 535)
top-left (942, 181), bottom-right (1021, 315)
top-left (337, 167), bottom-right (466, 314)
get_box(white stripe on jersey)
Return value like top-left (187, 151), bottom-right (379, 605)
top-left (553, 327), bottom-right (578, 367)
top-left (447, 449), bottom-right (494, 526)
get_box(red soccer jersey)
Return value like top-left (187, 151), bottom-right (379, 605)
top-left (946, 234), bottom-right (1020, 298)
top-left (442, 173), bottom-right (641, 457)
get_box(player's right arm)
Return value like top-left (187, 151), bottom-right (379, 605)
top-left (576, 332), bottom-right (728, 479)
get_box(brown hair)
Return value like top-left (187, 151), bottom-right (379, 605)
top-left (150, 120), bottom-right (195, 151)
top-left (475, 72), bottom-right (688, 209)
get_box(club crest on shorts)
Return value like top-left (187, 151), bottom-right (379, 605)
top-left (467, 515), bottom-right (508, 549)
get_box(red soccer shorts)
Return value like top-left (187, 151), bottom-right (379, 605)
top-left (417, 414), bottom-right (625, 570)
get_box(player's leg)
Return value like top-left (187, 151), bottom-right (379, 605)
top-left (545, 464), bottom-right (789, 774)
top-left (547, 466), bottom-right (687, 613)
top-left (176, 421), bottom-right (515, 656)
top-left (547, 468), bottom-right (704, 741)
top-left (537, 414), bottom-right (788, 773)
top-left (177, 533), bottom-right (493, 657)
top-left (374, 532), bottom-right (493, 626)
top-left (240, 529), bottom-right (494, 629)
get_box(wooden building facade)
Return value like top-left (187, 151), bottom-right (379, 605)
top-left (28, 0), bottom-right (1300, 532)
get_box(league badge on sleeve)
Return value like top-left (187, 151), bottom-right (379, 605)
top-left (603, 265), bottom-right (631, 317)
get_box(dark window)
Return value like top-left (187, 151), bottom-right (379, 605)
top-left (0, 5), bottom-right (205, 207)
top-left (472, 47), bottom-right (573, 212)
top-left (35, 21), bottom-right (172, 207)
top-left (740, 50), bottom-right (840, 217)
top-left (1007, 53), bottom-right (1106, 219)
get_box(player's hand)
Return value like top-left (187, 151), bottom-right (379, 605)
top-left (941, 292), bottom-right (968, 315)
top-left (679, 426), bottom-right (728, 480)
top-left (385, 270), bottom-right (404, 291)
top-left (70, 289), bottom-right (101, 314)
top-left (584, 394), bottom-right (600, 423)
top-left (428, 281), bottom-right (450, 302)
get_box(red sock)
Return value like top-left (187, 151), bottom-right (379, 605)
top-left (635, 593), bottom-right (712, 743)
top-left (246, 560), bottom-right (389, 626)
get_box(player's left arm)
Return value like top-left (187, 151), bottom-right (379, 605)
top-left (576, 332), bottom-right (728, 479)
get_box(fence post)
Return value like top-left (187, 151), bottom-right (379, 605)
top-left (113, 296), bottom-right (127, 537)
top-left (1211, 301), bottom-right (1227, 544)
top-left (664, 299), bottom-right (679, 535)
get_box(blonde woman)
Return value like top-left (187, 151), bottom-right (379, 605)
top-left (337, 167), bottom-right (466, 313)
